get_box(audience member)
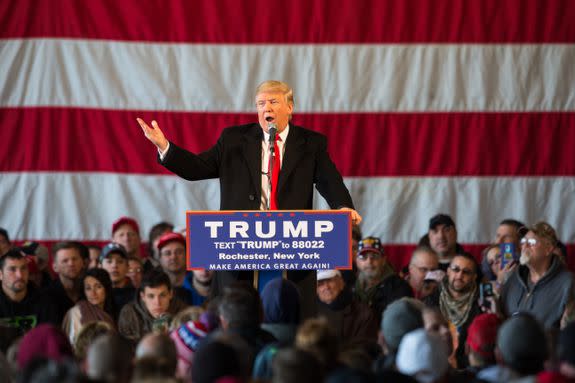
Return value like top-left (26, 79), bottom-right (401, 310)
top-left (184, 269), bottom-right (214, 306)
top-left (127, 255), bottom-right (144, 288)
top-left (465, 313), bottom-right (501, 374)
top-left (396, 328), bottom-right (449, 383)
top-left (17, 324), bottom-right (74, 370)
top-left (424, 253), bottom-right (481, 368)
top-left (316, 269), bottom-right (378, 342)
top-left (376, 298), bottom-right (424, 370)
top-left (156, 232), bottom-right (196, 304)
top-left (480, 245), bottom-right (516, 296)
top-left (62, 268), bottom-right (116, 345)
top-left (134, 332), bottom-right (178, 380)
top-left (494, 218), bottom-right (526, 247)
top-left (422, 307), bottom-right (454, 364)
top-left (406, 246), bottom-right (440, 299)
top-left (427, 214), bottom-right (465, 270)
top-left (170, 305), bottom-right (205, 330)
top-left (191, 340), bottom-right (245, 383)
top-left (272, 347), bottom-right (324, 383)
top-left (148, 221), bottom-right (174, 263)
top-left (18, 358), bottom-right (87, 383)
top-left (46, 241), bottom-right (85, 323)
top-left (111, 216), bottom-right (152, 271)
top-left (354, 237), bottom-right (412, 320)
top-left (118, 269), bottom-right (187, 342)
top-left (19, 241), bottom-right (52, 288)
top-left (261, 277), bottom-right (300, 344)
top-left (85, 333), bottom-right (133, 383)
top-left (0, 249), bottom-right (59, 333)
top-left (170, 320), bottom-right (209, 381)
top-left (218, 282), bottom-right (276, 355)
top-left (0, 228), bottom-right (12, 256)
top-left (501, 222), bottom-right (575, 329)
top-left (73, 320), bottom-right (114, 362)
top-left (495, 314), bottom-right (548, 380)
top-left (557, 321), bottom-right (575, 379)
top-left (294, 317), bottom-right (340, 375)
top-left (99, 242), bottom-right (136, 313)
top-left (87, 245), bottom-right (101, 269)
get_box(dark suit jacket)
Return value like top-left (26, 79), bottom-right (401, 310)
top-left (159, 123), bottom-right (354, 319)
top-left (160, 123), bottom-right (354, 210)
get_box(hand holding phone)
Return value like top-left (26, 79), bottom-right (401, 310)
top-left (479, 282), bottom-right (495, 311)
top-left (499, 243), bottom-right (516, 269)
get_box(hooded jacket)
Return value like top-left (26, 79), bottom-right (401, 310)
top-left (118, 292), bottom-right (188, 342)
top-left (500, 256), bottom-right (575, 329)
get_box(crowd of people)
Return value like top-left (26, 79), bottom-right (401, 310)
top-left (0, 213), bottom-right (574, 383)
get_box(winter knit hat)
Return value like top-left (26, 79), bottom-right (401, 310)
top-left (381, 298), bottom-right (424, 352)
top-left (170, 320), bottom-right (208, 378)
top-left (17, 324), bottom-right (74, 369)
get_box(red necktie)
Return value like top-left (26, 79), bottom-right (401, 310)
top-left (270, 135), bottom-right (281, 210)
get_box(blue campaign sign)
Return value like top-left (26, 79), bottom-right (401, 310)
top-left (186, 210), bottom-right (352, 271)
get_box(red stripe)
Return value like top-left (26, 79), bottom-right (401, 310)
top-left (3, 107), bottom-right (575, 176)
top-left (2, 0), bottom-right (574, 43)
top-left (13, 240), bottom-right (575, 273)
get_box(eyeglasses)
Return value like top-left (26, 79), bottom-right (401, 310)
top-left (356, 252), bottom-right (382, 261)
top-left (449, 265), bottom-right (474, 276)
top-left (520, 238), bottom-right (538, 247)
top-left (160, 248), bottom-right (185, 257)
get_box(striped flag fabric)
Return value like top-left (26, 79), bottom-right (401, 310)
top-left (1, 0), bottom-right (574, 270)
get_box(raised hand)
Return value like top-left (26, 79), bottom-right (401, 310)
top-left (137, 118), bottom-right (169, 152)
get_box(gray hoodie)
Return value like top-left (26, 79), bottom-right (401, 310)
top-left (500, 256), bottom-right (575, 329)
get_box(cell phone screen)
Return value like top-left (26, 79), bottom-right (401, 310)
top-left (500, 242), bottom-right (516, 268)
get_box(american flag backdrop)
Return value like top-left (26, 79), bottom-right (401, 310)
top-left (1, 0), bottom-right (575, 270)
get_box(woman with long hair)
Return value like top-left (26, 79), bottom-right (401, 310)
top-left (62, 268), bottom-right (116, 345)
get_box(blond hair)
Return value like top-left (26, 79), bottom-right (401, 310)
top-left (255, 80), bottom-right (294, 106)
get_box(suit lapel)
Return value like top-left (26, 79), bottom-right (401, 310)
top-left (242, 125), bottom-right (263, 199)
top-left (278, 125), bottom-right (305, 192)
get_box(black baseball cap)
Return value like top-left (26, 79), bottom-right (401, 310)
top-left (429, 214), bottom-right (455, 230)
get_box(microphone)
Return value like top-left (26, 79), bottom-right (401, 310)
top-left (267, 122), bottom-right (277, 144)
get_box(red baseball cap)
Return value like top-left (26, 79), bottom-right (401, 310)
top-left (157, 232), bottom-right (186, 251)
top-left (466, 313), bottom-right (501, 359)
top-left (112, 216), bottom-right (140, 236)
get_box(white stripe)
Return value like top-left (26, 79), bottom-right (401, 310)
top-left (2, 172), bottom-right (574, 243)
top-left (1, 39), bottom-right (574, 112)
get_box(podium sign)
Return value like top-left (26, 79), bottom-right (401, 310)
top-left (186, 210), bottom-right (352, 271)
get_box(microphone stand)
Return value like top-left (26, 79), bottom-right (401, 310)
top-left (266, 123), bottom-right (277, 211)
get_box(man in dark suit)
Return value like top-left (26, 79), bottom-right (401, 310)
top-left (137, 80), bottom-right (361, 315)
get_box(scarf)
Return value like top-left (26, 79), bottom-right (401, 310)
top-left (439, 277), bottom-right (477, 328)
top-left (78, 300), bottom-right (115, 328)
